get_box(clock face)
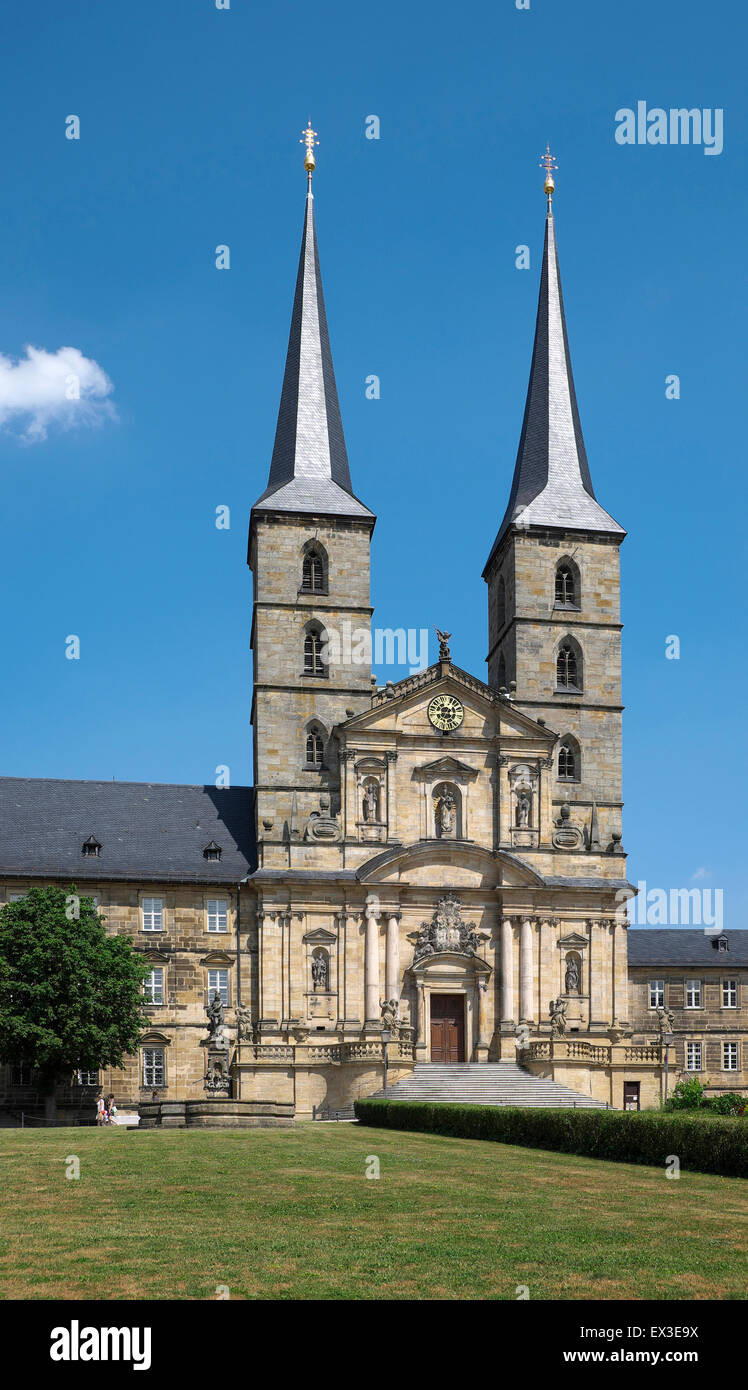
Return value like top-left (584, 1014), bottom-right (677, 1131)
top-left (428, 694), bottom-right (464, 733)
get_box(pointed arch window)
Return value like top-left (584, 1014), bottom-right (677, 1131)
top-left (556, 639), bottom-right (582, 692)
top-left (305, 724), bottom-right (325, 768)
top-left (303, 623), bottom-right (327, 678)
top-left (557, 737), bottom-right (580, 781)
top-left (301, 542), bottom-right (328, 594)
top-left (555, 558), bottom-right (580, 609)
top-left (497, 651), bottom-right (507, 690)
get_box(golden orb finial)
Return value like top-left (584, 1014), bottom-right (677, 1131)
top-left (300, 120), bottom-right (319, 180)
top-left (540, 143), bottom-right (558, 205)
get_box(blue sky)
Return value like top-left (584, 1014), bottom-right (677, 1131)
top-left (0, 1), bottom-right (745, 920)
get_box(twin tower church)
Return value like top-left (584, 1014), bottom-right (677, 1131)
top-left (3, 133), bottom-right (743, 1121)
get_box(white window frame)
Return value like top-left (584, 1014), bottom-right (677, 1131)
top-left (206, 898), bottom-right (228, 934)
top-left (685, 1042), bottom-right (702, 1071)
top-left (144, 968), bottom-right (164, 1006)
top-left (685, 979), bottom-right (702, 1009)
top-left (722, 1043), bottom-right (738, 1072)
top-left (722, 978), bottom-right (738, 1009)
top-left (142, 897), bottom-right (164, 932)
top-left (649, 979), bottom-right (665, 1009)
top-left (142, 1048), bottom-right (165, 1088)
top-left (208, 969), bottom-right (229, 1006)
top-left (76, 1069), bottom-right (99, 1086)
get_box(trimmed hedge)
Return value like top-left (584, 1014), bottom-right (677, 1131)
top-left (353, 1100), bottom-right (748, 1178)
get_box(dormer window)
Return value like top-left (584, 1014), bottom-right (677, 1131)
top-left (82, 836), bottom-right (101, 858)
top-left (203, 841), bottom-right (222, 862)
top-left (711, 934), bottom-right (729, 952)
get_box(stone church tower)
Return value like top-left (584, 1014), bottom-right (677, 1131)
top-left (248, 126), bottom-right (375, 875)
top-left (483, 153), bottom-right (625, 857)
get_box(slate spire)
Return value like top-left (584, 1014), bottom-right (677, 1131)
top-left (484, 151), bottom-right (623, 571)
top-left (252, 125), bottom-right (372, 520)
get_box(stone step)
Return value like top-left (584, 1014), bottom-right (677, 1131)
top-left (370, 1060), bottom-right (607, 1108)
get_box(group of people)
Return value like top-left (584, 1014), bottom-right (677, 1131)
top-left (96, 1093), bottom-right (118, 1126)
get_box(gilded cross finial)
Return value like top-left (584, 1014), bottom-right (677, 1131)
top-left (300, 120), bottom-right (319, 183)
top-left (540, 143), bottom-right (557, 207)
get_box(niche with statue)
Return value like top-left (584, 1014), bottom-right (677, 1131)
top-left (433, 781), bottom-right (461, 839)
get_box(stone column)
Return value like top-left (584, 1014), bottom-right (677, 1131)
top-left (520, 917), bottom-right (534, 1023)
top-left (385, 914), bottom-right (400, 1003)
top-left (258, 909), bottom-right (281, 1030)
top-left (415, 979), bottom-right (427, 1055)
top-left (500, 917), bottom-right (515, 1024)
top-left (364, 904), bottom-right (380, 1024)
top-left (385, 751), bottom-right (397, 841)
top-left (475, 977), bottom-right (490, 1060)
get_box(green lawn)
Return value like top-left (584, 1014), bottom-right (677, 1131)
top-left (0, 1123), bottom-right (746, 1300)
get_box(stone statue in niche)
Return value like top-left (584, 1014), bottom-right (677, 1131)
top-left (434, 783), bottom-right (457, 838)
top-left (549, 997), bottom-right (568, 1036)
top-left (311, 952), bottom-right (329, 992)
top-left (363, 782), bottom-right (379, 822)
top-left (510, 764), bottom-right (535, 831)
top-left (564, 955), bottom-right (581, 995)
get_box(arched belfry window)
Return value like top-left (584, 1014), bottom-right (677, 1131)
top-left (556, 638), bottom-right (582, 692)
top-left (557, 736), bottom-right (580, 781)
top-left (555, 558), bottom-right (580, 609)
top-left (497, 651), bottom-right (507, 690)
top-left (305, 723), bottom-right (325, 768)
top-left (303, 622), bottom-right (327, 678)
top-left (301, 541), bottom-right (328, 594)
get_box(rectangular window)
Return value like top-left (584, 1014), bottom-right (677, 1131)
top-left (76, 1070), bottom-right (99, 1086)
top-left (649, 979), bottom-right (665, 1008)
top-left (685, 1042), bottom-right (702, 1071)
top-left (142, 1048), bottom-right (165, 1088)
top-left (144, 968), bottom-right (164, 1006)
top-left (8, 893), bottom-right (26, 902)
top-left (685, 979), bottom-right (702, 1009)
top-left (722, 979), bottom-right (738, 1008)
top-left (206, 898), bottom-right (228, 933)
top-left (208, 969), bottom-right (229, 1006)
top-left (10, 1063), bottom-right (33, 1086)
top-left (142, 897), bottom-right (164, 932)
top-left (722, 1043), bottom-right (738, 1072)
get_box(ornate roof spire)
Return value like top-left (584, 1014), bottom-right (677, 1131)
top-left (483, 153), bottom-right (623, 573)
top-left (252, 124), bottom-right (373, 520)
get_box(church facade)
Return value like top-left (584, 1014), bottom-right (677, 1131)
top-left (1, 140), bottom-right (746, 1119)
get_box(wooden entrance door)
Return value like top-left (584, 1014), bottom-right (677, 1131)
top-left (430, 994), bottom-right (465, 1063)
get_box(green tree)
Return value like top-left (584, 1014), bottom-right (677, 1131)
top-left (0, 885), bottom-right (150, 1124)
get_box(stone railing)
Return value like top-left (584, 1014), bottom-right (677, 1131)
top-left (235, 1036), bottom-right (417, 1066)
top-left (525, 1039), bottom-right (663, 1068)
top-left (623, 1045), bottom-right (661, 1063)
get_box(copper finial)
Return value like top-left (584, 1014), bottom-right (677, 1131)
top-left (540, 143), bottom-right (558, 207)
top-left (300, 120), bottom-right (319, 184)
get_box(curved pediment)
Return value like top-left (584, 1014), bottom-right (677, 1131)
top-left (357, 840), bottom-right (546, 888)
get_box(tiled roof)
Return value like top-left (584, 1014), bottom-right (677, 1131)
top-left (484, 209), bottom-right (624, 573)
top-left (0, 778), bottom-right (255, 883)
top-left (627, 929), bottom-right (748, 967)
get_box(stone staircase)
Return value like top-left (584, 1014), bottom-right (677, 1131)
top-left (371, 1061), bottom-right (607, 1108)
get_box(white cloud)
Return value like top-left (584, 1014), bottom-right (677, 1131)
top-left (0, 345), bottom-right (116, 443)
top-left (691, 867), bottom-right (710, 880)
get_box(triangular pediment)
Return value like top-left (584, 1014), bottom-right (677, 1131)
top-left (337, 664), bottom-right (556, 746)
top-left (302, 927), bottom-right (337, 945)
top-left (557, 932), bottom-right (589, 951)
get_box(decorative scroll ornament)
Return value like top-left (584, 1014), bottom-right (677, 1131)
top-left (412, 893), bottom-right (483, 963)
